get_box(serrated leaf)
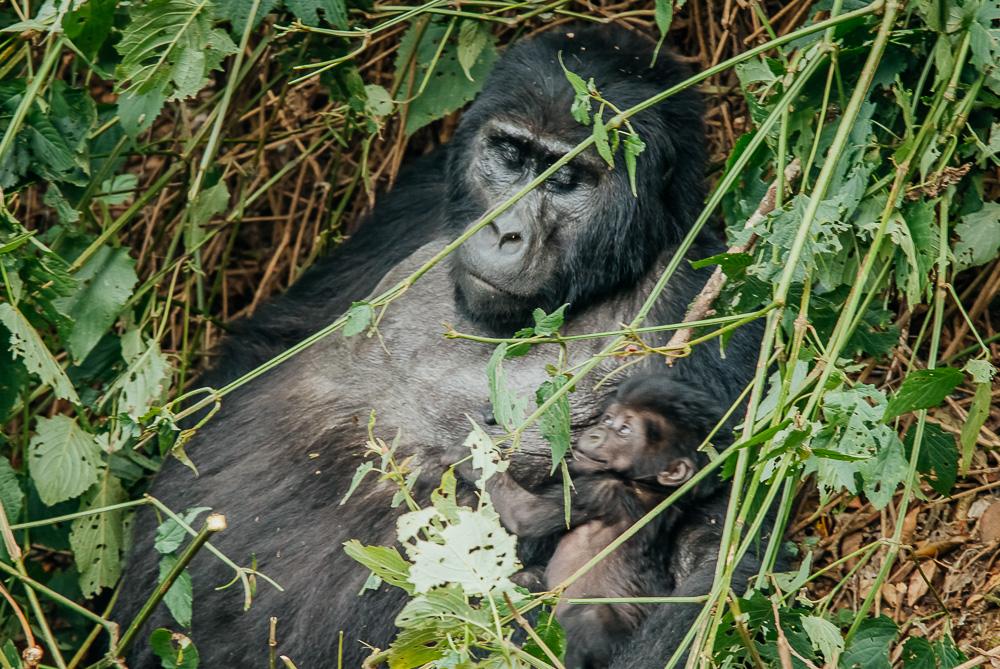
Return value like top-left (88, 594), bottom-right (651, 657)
top-left (155, 506), bottom-right (212, 554)
top-left (900, 637), bottom-right (936, 669)
top-left (285, 0), bottom-right (347, 27)
top-left (884, 368), bottom-right (964, 420)
top-left (457, 20), bottom-right (489, 81)
top-left (536, 376), bottom-right (571, 473)
top-left (29, 415), bottom-right (102, 505)
top-left (70, 473), bottom-right (127, 597)
top-left (0, 458), bottom-right (23, 525)
top-left (396, 20), bottom-right (497, 135)
top-left (858, 434), bottom-right (908, 509)
top-left (802, 615), bottom-right (844, 666)
top-left (623, 132), bottom-right (646, 196)
top-left (839, 615), bottom-right (896, 669)
top-left (343, 301), bottom-right (373, 337)
top-left (115, 0), bottom-right (238, 102)
top-left (486, 344), bottom-right (527, 432)
top-left (214, 0), bottom-right (280, 35)
top-left (117, 88), bottom-right (166, 138)
top-left (109, 330), bottom-right (171, 417)
top-left (390, 586), bottom-right (490, 667)
top-left (592, 112), bottom-right (614, 167)
top-left (0, 302), bottom-right (78, 402)
top-left (906, 423), bottom-right (957, 496)
top-left (405, 507), bottom-right (518, 595)
top-left (343, 540), bottom-right (414, 594)
top-left (953, 203), bottom-right (1000, 271)
top-left (54, 246), bottom-right (138, 362)
top-left (150, 628), bottom-right (199, 669)
top-left (532, 304), bottom-right (568, 336)
top-left (158, 554), bottom-right (194, 627)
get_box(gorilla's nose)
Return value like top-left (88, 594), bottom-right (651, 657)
top-left (486, 219), bottom-right (528, 257)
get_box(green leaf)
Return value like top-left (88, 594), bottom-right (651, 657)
top-left (187, 182), bottom-right (229, 250)
top-left (457, 20), bottom-right (489, 81)
top-left (536, 376), bottom-right (571, 473)
top-left (343, 301), bottom-right (373, 337)
top-left (109, 330), bottom-right (172, 417)
top-left (364, 84), bottom-right (393, 117)
top-left (116, 0), bottom-right (238, 102)
top-left (118, 89), bottom-right (167, 138)
top-left (214, 0), bottom-right (280, 35)
top-left (0, 458), bottom-right (23, 525)
top-left (154, 506), bottom-right (212, 554)
top-left (884, 368), bottom-right (964, 420)
top-left (0, 299), bottom-right (79, 403)
top-left (532, 304), bottom-right (568, 336)
top-left (900, 637), bottom-right (936, 669)
top-left (343, 540), bottom-right (414, 594)
top-left (96, 174), bottom-right (139, 206)
top-left (906, 423), bottom-right (957, 496)
top-left (801, 615), bottom-right (844, 666)
top-left (592, 112), bottom-right (614, 167)
top-left (839, 615), bottom-right (896, 669)
top-left (54, 246), bottom-right (138, 363)
top-left (690, 252), bottom-right (753, 277)
top-left (285, 0), bottom-right (347, 27)
top-left (523, 608), bottom-right (566, 663)
top-left (558, 54), bottom-right (592, 126)
top-left (953, 203), bottom-right (1000, 271)
top-left (29, 415), bottom-right (103, 506)
top-left (63, 0), bottom-right (116, 62)
top-left (486, 344), bottom-right (527, 432)
top-left (150, 628), bottom-right (200, 669)
top-left (158, 555), bottom-right (194, 627)
top-left (654, 0), bottom-right (674, 36)
top-left (558, 52), bottom-right (588, 96)
top-left (390, 586), bottom-right (491, 667)
top-left (340, 461), bottom-right (374, 504)
top-left (396, 20), bottom-right (497, 135)
top-left (70, 473), bottom-right (127, 597)
top-left (623, 132), bottom-right (646, 196)
top-left (858, 434), bottom-right (908, 509)
top-left (960, 360), bottom-right (995, 473)
top-left (465, 420), bottom-right (508, 489)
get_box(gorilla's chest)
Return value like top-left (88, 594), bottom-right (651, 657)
top-left (294, 241), bottom-right (642, 468)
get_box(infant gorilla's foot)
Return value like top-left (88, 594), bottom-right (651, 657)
top-left (511, 567), bottom-right (546, 591)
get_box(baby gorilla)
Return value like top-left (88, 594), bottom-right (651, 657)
top-left (492, 375), bottom-right (722, 668)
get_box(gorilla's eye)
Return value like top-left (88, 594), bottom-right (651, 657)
top-left (547, 165), bottom-right (579, 192)
top-left (618, 424), bottom-right (632, 436)
top-left (489, 136), bottom-right (527, 169)
top-left (603, 414), bottom-right (613, 425)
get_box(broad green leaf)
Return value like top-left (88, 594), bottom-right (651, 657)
top-left (654, 0), bottom-right (674, 37)
top-left (0, 458), bottom-right (23, 525)
top-left (343, 301), bottom-right (373, 337)
top-left (953, 203), bottom-right (1000, 271)
top-left (186, 182), bottom-right (230, 251)
top-left (214, 0), bottom-right (280, 35)
top-left (906, 423), bottom-right (957, 496)
top-left (884, 368), bottom-right (964, 420)
top-left (390, 586), bottom-right (490, 668)
top-left (116, 0), bottom-right (238, 101)
top-left (0, 302), bottom-right (78, 402)
top-left (54, 245), bottom-right (138, 362)
top-left (154, 506), bottom-right (212, 554)
top-left (523, 608), bottom-right (567, 664)
top-left (536, 376), bottom-right (571, 473)
top-left (364, 84), bottom-right (393, 117)
top-left (690, 251), bottom-right (753, 276)
top-left (532, 304), bottom-right (568, 336)
top-left (404, 507), bottom-right (518, 595)
top-left (150, 628), bottom-right (200, 669)
top-left (486, 344), bottom-right (527, 432)
top-left (801, 615), bottom-right (844, 666)
top-left (29, 415), bottom-right (103, 505)
top-left (285, 0), bottom-right (347, 27)
top-left (118, 89), bottom-right (166, 138)
top-left (63, 0), bottom-right (116, 61)
top-left (900, 637), bottom-right (936, 669)
top-left (343, 540), bottom-right (414, 594)
top-left (839, 615), bottom-right (896, 669)
top-left (70, 473), bottom-right (127, 596)
top-left (109, 330), bottom-right (172, 417)
top-left (558, 53), bottom-right (588, 96)
top-left (158, 554), bottom-right (194, 627)
top-left (395, 20), bottom-right (497, 135)
top-left (623, 132), bottom-right (646, 196)
top-left (858, 434), bottom-right (908, 509)
top-left (457, 20), bottom-right (489, 81)
top-left (592, 112), bottom-right (614, 167)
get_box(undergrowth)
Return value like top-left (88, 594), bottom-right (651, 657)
top-left (0, 0), bottom-right (998, 668)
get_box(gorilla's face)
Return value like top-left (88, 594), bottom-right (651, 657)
top-left (452, 118), bottom-right (607, 328)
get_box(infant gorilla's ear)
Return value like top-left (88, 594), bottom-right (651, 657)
top-left (656, 456), bottom-right (695, 487)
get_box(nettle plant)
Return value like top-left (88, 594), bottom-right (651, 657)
top-left (0, 0), bottom-right (997, 667)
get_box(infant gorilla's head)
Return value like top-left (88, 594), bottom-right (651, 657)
top-left (572, 374), bottom-right (726, 491)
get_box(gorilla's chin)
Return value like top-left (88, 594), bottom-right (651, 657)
top-left (452, 266), bottom-right (546, 334)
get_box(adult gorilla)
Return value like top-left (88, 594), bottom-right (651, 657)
top-left (115, 25), bottom-right (761, 667)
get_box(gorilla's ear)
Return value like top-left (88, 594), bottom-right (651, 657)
top-left (657, 457), bottom-right (694, 487)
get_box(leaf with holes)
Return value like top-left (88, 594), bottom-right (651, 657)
top-left (0, 303), bottom-right (78, 403)
top-left (150, 628), bottom-right (199, 669)
top-left (285, 0), bottom-right (347, 27)
top-left (906, 423), bottom-right (957, 496)
top-left (884, 367), bottom-right (964, 420)
top-left (29, 415), bottom-right (103, 505)
top-left (109, 330), bottom-right (172, 418)
top-left (70, 473), bottom-right (126, 596)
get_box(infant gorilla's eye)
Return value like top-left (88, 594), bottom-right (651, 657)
top-left (618, 424), bottom-right (631, 436)
top-left (602, 414), bottom-right (614, 425)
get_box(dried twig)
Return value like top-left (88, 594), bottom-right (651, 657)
top-left (666, 158), bottom-right (801, 361)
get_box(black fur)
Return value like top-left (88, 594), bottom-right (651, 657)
top-left (114, 25), bottom-right (763, 668)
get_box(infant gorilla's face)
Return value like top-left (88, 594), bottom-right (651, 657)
top-left (574, 403), bottom-right (695, 487)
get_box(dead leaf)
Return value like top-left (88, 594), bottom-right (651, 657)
top-left (913, 536), bottom-right (969, 559)
top-left (907, 560), bottom-right (939, 607)
top-left (980, 500), bottom-right (1000, 543)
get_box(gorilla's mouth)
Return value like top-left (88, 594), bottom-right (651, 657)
top-left (465, 269), bottom-right (521, 298)
top-left (572, 450), bottom-right (607, 467)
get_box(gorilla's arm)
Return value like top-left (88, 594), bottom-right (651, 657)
top-left (199, 152), bottom-right (452, 387)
